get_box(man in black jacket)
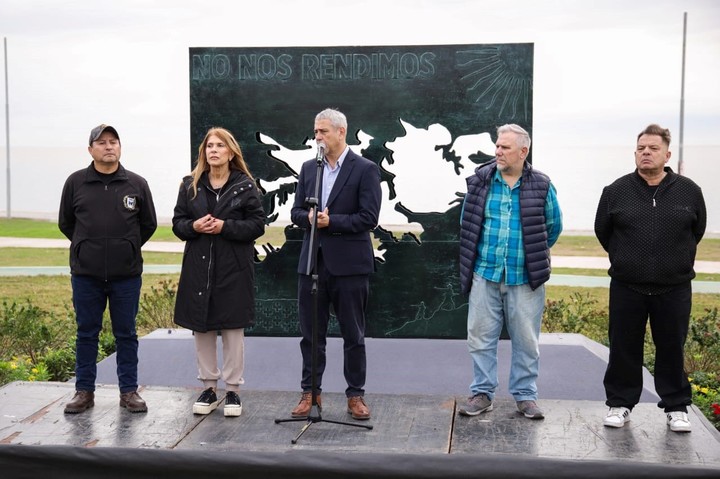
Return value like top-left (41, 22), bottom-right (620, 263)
top-left (59, 124), bottom-right (157, 414)
top-left (595, 123), bottom-right (706, 433)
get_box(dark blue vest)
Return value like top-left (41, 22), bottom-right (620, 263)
top-left (459, 160), bottom-right (552, 293)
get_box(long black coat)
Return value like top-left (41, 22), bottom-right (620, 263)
top-left (172, 170), bottom-right (265, 332)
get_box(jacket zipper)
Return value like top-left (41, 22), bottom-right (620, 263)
top-left (201, 178), bottom-right (252, 290)
top-left (207, 240), bottom-right (213, 290)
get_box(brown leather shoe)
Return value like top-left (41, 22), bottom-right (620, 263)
top-left (347, 396), bottom-right (370, 420)
top-left (120, 391), bottom-right (148, 413)
top-left (64, 390), bottom-right (94, 414)
top-left (290, 391), bottom-right (321, 417)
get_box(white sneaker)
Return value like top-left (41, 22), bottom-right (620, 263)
top-left (666, 411), bottom-right (691, 432)
top-left (603, 407), bottom-right (631, 428)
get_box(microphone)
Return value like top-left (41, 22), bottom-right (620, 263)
top-left (315, 142), bottom-right (326, 164)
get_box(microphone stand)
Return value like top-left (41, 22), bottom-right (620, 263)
top-left (275, 146), bottom-right (373, 444)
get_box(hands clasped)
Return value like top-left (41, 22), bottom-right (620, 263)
top-left (193, 214), bottom-right (224, 234)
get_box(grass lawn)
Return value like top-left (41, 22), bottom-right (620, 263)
top-left (0, 248), bottom-right (183, 267)
top-left (1, 218), bottom-right (717, 323)
top-left (0, 274), bottom-right (179, 324)
top-left (2, 218), bottom-right (719, 260)
top-left (2, 275), bottom-right (717, 330)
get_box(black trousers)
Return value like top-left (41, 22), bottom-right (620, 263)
top-left (298, 250), bottom-right (369, 398)
top-left (604, 279), bottom-right (692, 412)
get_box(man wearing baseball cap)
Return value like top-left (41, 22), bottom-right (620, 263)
top-left (59, 124), bottom-right (157, 414)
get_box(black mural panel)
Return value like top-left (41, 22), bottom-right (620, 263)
top-left (189, 43), bottom-right (533, 338)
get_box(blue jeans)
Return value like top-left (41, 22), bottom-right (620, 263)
top-left (467, 274), bottom-right (545, 401)
top-left (71, 275), bottom-right (141, 393)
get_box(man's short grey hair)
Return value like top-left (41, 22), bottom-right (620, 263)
top-left (316, 108), bottom-right (347, 129)
top-left (497, 124), bottom-right (531, 150)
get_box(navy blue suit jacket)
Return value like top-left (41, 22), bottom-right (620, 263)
top-left (291, 148), bottom-right (382, 276)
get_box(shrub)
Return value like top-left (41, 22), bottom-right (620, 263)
top-left (542, 292), bottom-right (607, 343)
top-left (35, 326), bottom-right (116, 384)
top-left (0, 356), bottom-right (51, 384)
top-left (136, 279), bottom-right (177, 332)
top-left (686, 308), bottom-right (720, 376)
top-left (690, 375), bottom-right (720, 430)
top-left (42, 346), bottom-right (77, 382)
top-left (99, 328), bottom-right (116, 357)
top-left (0, 300), bottom-right (72, 363)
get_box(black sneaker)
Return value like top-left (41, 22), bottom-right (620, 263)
top-left (192, 387), bottom-right (219, 415)
top-left (224, 391), bottom-right (242, 417)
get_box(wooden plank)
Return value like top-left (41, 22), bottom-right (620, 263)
top-left (176, 391), bottom-right (453, 453)
top-left (451, 398), bottom-right (720, 466)
top-left (0, 382), bottom-right (205, 448)
top-left (3, 382), bottom-right (719, 469)
top-left (0, 382), bottom-right (70, 431)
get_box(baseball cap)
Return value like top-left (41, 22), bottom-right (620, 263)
top-left (89, 124), bottom-right (120, 145)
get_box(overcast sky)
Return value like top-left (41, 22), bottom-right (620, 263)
top-left (1, 0), bottom-right (717, 148)
top-left (0, 0), bottom-right (718, 229)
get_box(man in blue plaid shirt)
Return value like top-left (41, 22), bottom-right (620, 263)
top-left (458, 124), bottom-right (562, 420)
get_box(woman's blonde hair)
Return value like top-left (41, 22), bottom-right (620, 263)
top-left (189, 127), bottom-right (254, 198)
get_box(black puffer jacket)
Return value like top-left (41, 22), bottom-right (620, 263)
top-left (594, 167), bottom-right (706, 288)
top-left (172, 170), bottom-right (265, 332)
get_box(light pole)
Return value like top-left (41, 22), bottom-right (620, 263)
top-left (4, 37), bottom-right (10, 218)
top-left (678, 12), bottom-right (687, 176)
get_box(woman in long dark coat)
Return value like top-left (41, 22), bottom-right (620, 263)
top-left (172, 127), bottom-right (265, 417)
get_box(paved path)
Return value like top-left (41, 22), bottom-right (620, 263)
top-left (0, 237), bottom-right (184, 253)
top-left (3, 237), bottom-right (720, 272)
top-left (1, 237), bottom-right (719, 291)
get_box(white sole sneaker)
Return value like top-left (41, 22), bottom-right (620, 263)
top-left (193, 400), bottom-right (219, 415)
top-left (223, 392), bottom-right (242, 417)
top-left (603, 407), bottom-right (631, 428)
top-left (667, 411), bottom-right (691, 432)
top-left (224, 405), bottom-right (242, 417)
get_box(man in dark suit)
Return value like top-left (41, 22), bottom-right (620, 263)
top-left (290, 108), bottom-right (382, 420)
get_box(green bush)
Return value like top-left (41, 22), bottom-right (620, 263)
top-left (542, 292), bottom-right (607, 343)
top-left (685, 308), bottom-right (720, 428)
top-left (99, 327), bottom-right (116, 357)
top-left (0, 300), bottom-right (124, 385)
top-left (0, 300), bottom-right (72, 363)
top-left (36, 327), bottom-right (116, 384)
top-left (136, 279), bottom-right (177, 332)
top-left (0, 356), bottom-right (51, 384)
top-left (690, 373), bottom-right (720, 430)
top-left (42, 346), bottom-right (76, 382)
top-left (686, 308), bottom-right (720, 376)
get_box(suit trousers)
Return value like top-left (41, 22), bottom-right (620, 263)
top-left (298, 249), bottom-right (369, 397)
top-left (604, 279), bottom-right (692, 412)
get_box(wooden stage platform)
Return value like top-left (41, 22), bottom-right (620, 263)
top-left (1, 381), bottom-right (719, 469)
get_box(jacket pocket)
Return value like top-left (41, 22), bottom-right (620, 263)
top-left (106, 238), bottom-right (139, 278)
top-left (74, 239), bottom-right (104, 274)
